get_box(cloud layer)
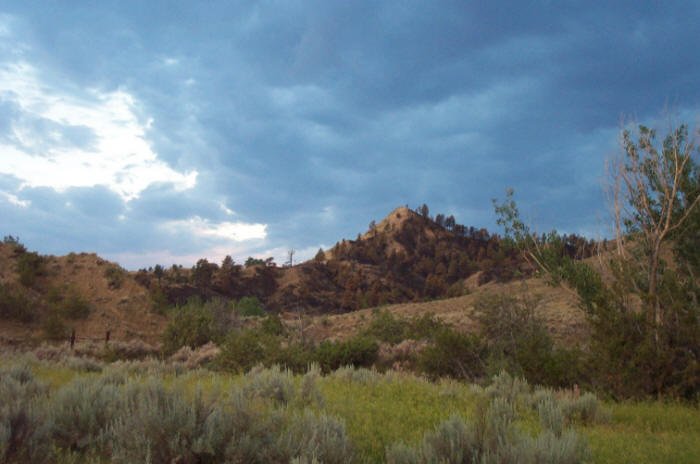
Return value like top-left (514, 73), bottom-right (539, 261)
top-left (1, 1), bottom-right (700, 268)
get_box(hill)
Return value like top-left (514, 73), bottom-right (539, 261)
top-left (0, 205), bottom-right (596, 347)
top-left (0, 241), bottom-right (166, 345)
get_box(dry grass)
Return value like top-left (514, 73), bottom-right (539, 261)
top-left (287, 277), bottom-right (588, 347)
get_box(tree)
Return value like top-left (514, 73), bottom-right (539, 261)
top-left (285, 249), bottom-right (295, 267)
top-left (611, 123), bottom-right (700, 331)
top-left (435, 213), bottom-right (445, 227)
top-left (494, 120), bottom-right (700, 398)
top-left (153, 264), bottom-right (165, 286)
top-left (314, 248), bottom-right (325, 262)
top-left (191, 259), bottom-right (217, 289)
top-left (417, 203), bottom-right (430, 218)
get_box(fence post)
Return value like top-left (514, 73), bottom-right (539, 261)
top-left (70, 329), bottom-right (76, 350)
top-left (105, 330), bottom-right (111, 347)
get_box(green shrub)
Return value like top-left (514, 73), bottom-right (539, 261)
top-left (235, 296), bottom-right (266, 317)
top-left (161, 299), bottom-right (220, 355)
top-left (473, 292), bottom-right (585, 388)
top-left (261, 313), bottom-right (286, 336)
top-left (0, 283), bottom-right (36, 323)
top-left (366, 310), bottom-right (410, 344)
top-left (58, 290), bottom-right (91, 320)
top-left (364, 311), bottom-right (446, 345)
top-left (271, 342), bottom-right (315, 373)
top-left (149, 286), bottom-right (169, 314)
top-left (406, 313), bottom-right (446, 340)
top-left (315, 336), bottom-right (378, 373)
top-left (16, 251), bottom-right (45, 287)
top-left (42, 311), bottom-right (68, 341)
top-left (418, 328), bottom-right (486, 380)
top-left (217, 329), bottom-right (278, 373)
top-left (103, 266), bottom-right (125, 289)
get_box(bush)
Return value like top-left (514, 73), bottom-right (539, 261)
top-left (236, 296), bottom-right (266, 317)
top-left (418, 328), bottom-right (486, 380)
top-left (271, 342), bottom-right (315, 373)
top-left (16, 251), bottom-right (45, 287)
top-left (386, 375), bottom-right (590, 464)
top-left (298, 364), bottom-right (325, 408)
top-left (243, 365), bottom-right (295, 405)
top-left (366, 310), bottom-right (410, 344)
top-left (0, 283), bottom-right (36, 323)
top-left (217, 329), bottom-right (278, 373)
top-left (0, 363), bottom-right (52, 463)
top-left (281, 412), bottom-right (354, 464)
top-left (474, 292), bottom-right (584, 388)
top-left (161, 298), bottom-right (222, 355)
top-left (103, 266), bottom-right (125, 289)
top-left (42, 311), bottom-right (68, 341)
top-left (49, 377), bottom-right (120, 453)
top-left (106, 379), bottom-right (211, 463)
top-left (58, 290), bottom-right (91, 320)
top-left (315, 336), bottom-right (378, 373)
top-left (149, 286), bottom-right (169, 314)
top-left (364, 311), bottom-right (446, 345)
top-left (261, 313), bottom-right (286, 336)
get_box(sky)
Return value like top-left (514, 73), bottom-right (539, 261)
top-left (1, 1), bottom-right (700, 269)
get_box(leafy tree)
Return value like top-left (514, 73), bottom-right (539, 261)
top-left (494, 121), bottom-right (700, 398)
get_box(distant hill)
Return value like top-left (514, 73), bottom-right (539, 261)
top-left (0, 205), bottom-right (596, 345)
top-left (0, 241), bottom-right (166, 345)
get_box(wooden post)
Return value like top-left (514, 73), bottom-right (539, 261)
top-left (70, 329), bottom-right (76, 350)
top-left (105, 330), bottom-right (111, 346)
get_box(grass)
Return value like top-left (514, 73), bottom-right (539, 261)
top-left (586, 402), bottom-right (700, 464)
top-left (3, 354), bottom-right (699, 463)
top-left (320, 372), bottom-right (478, 462)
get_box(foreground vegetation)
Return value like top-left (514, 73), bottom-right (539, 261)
top-left (1, 354), bottom-right (698, 463)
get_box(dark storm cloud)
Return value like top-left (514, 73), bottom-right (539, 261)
top-left (2, 1), bottom-right (700, 267)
